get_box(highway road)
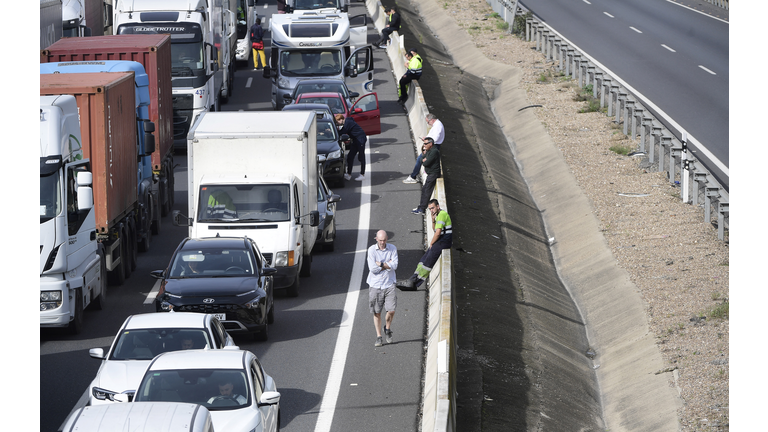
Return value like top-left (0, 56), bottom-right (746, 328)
top-left (521, 0), bottom-right (729, 188)
top-left (40, 3), bottom-right (431, 431)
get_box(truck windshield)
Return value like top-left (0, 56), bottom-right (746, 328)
top-left (171, 41), bottom-right (205, 75)
top-left (40, 172), bottom-right (62, 223)
top-left (197, 184), bottom-right (291, 223)
top-left (294, 0), bottom-right (340, 10)
top-left (117, 23), bottom-right (205, 77)
top-left (280, 49), bottom-right (342, 77)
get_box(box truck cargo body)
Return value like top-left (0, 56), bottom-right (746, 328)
top-left (41, 34), bottom-right (176, 223)
top-left (177, 111), bottom-right (319, 296)
top-left (40, 72), bottom-right (145, 287)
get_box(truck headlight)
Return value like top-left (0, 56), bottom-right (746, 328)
top-left (40, 291), bottom-right (62, 310)
top-left (273, 251), bottom-right (295, 267)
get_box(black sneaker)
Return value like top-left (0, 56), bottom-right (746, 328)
top-left (385, 329), bottom-right (393, 344)
top-left (375, 336), bottom-right (383, 347)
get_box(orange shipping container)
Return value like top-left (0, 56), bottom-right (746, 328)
top-left (41, 34), bottom-right (173, 172)
top-left (40, 72), bottom-right (138, 234)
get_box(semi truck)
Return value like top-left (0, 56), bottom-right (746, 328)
top-left (263, 11), bottom-right (373, 110)
top-left (41, 34), bottom-right (176, 230)
top-left (41, 72), bottom-right (152, 291)
top-left (113, 0), bottom-right (238, 148)
top-left (284, 0), bottom-right (348, 13)
top-left (62, 0), bottom-right (112, 37)
top-left (41, 0), bottom-right (63, 49)
top-left (174, 111), bottom-right (320, 297)
top-left (40, 94), bottom-right (107, 334)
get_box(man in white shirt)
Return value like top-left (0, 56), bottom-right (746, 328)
top-left (208, 380), bottom-right (247, 405)
top-left (366, 230), bottom-right (399, 346)
top-left (403, 113), bottom-right (445, 183)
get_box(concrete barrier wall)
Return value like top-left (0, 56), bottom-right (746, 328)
top-left (366, 1), bottom-right (457, 430)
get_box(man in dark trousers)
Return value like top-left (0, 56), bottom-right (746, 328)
top-left (375, 7), bottom-right (401, 48)
top-left (397, 199), bottom-right (452, 290)
top-left (398, 49), bottom-right (423, 105)
top-left (335, 114), bottom-right (368, 181)
top-left (412, 137), bottom-right (440, 214)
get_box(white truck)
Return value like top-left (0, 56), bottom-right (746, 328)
top-left (285, 0), bottom-right (348, 13)
top-left (40, 95), bottom-right (107, 334)
top-left (113, 0), bottom-right (237, 148)
top-left (263, 11), bottom-right (373, 110)
top-left (62, 0), bottom-right (111, 37)
top-left (174, 111), bottom-right (319, 297)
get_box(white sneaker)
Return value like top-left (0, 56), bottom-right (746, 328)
top-left (343, 173), bottom-right (352, 181)
top-left (402, 176), bottom-right (417, 184)
top-left (354, 174), bottom-right (365, 181)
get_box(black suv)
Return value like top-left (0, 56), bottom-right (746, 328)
top-left (151, 237), bottom-right (276, 341)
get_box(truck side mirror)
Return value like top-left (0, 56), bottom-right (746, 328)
top-left (77, 186), bottom-right (94, 211)
top-left (172, 210), bottom-right (192, 227)
top-left (346, 65), bottom-right (358, 78)
top-left (144, 132), bottom-right (156, 155)
top-left (247, 0), bottom-right (255, 6)
top-left (309, 210), bottom-right (320, 227)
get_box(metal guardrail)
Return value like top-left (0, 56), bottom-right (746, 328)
top-left (487, 0), bottom-right (729, 240)
top-left (705, 0), bottom-right (729, 10)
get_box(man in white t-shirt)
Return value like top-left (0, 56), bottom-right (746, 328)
top-left (403, 113), bottom-right (445, 183)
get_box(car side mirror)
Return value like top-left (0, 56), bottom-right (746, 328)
top-left (328, 194), bottom-right (341, 204)
top-left (89, 348), bottom-right (105, 360)
top-left (150, 270), bottom-right (165, 279)
top-left (354, 108), bottom-right (362, 113)
top-left (258, 391), bottom-right (281, 407)
top-left (349, 92), bottom-right (359, 99)
top-left (262, 267), bottom-right (277, 276)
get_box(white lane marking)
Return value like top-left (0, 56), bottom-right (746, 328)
top-left (662, 44), bottom-right (676, 52)
top-left (314, 146), bottom-right (371, 432)
top-left (604, 12), bottom-right (614, 18)
top-left (699, 65), bottom-right (717, 75)
top-left (583, 0), bottom-right (591, 4)
top-left (664, 0), bottom-right (729, 24)
top-left (630, 26), bottom-right (643, 33)
top-left (246, 77), bottom-right (253, 88)
top-left (144, 279), bottom-right (161, 304)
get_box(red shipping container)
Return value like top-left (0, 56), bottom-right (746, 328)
top-left (41, 34), bottom-right (173, 172)
top-left (40, 72), bottom-right (138, 234)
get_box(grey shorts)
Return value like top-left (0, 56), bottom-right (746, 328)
top-left (369, 285), bottom-right (396, 314)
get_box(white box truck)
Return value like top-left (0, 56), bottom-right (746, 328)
top-left (174, 111), bottom-right (320, 297)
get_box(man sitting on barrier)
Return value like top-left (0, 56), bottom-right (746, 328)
top-left (397, 199), bottom-right (452, 290)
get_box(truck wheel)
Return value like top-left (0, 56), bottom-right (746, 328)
top-left (299, 254), bottom-right (312, 277)
top-left (286, 276), bottom-right (299, 297)
top-left (68, 288), bottom-right (84, 335)
top-left (93, 253), bottom-right (107, 310)
top-left (142, 198), bottom-right (153, 250)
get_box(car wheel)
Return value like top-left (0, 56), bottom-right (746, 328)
top-left (68, 288), bottom-right (83, 335)
top-left (254, 322), bottom-right (268, 341)
top-left (322, 239), bottom-right (335, 252)
top-left (286, 276), bottom-right (299, 297)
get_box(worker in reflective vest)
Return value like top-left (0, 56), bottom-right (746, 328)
top-left (398, 49), bottom-right (423, 105)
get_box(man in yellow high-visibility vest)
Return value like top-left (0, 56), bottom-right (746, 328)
top-left (398, 49), bottom-right (423, 105)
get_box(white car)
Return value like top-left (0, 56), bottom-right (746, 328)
top-left (88, 312), bottom-right (236, 405)
top-left (133, 349), bottom-right (281, 432)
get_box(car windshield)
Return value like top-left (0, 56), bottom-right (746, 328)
top-left (295, 82), bottom-right (347, 99)
top-left (280, 49), bottom-right (342, 77)
top-left (316, 120), bottom-right (338, 140)
top-left (169, 248), bottom-right (256, 278)
top-left (109, 328), bottom-right (213, 360)
top-left (135, 369), bottom-right (250, 411)
top-left (299, 96), bottom-right (345, 114)
top-left (197, 184), bottom-right (291, 223)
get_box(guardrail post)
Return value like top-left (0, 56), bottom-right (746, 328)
top-left (565, 47), bottom-right (573, 76)
top-left (571, 53), bottom-right (580, 80)
top-left (624, 99), bottom-right (635, 136)
top-left (718, 201), bottom-right (728, 240)
top-left (616, 91), bottom-right (627, 124)
top-left (553, 39), bottom-right (563, 70)
top-left (593, 71), bottom-right (602, 98)
top-left (650, 123), bottom-right (662, 163)
top-left (608, 83), bottom-right (619, 117)
top-left (586, 64), bottom-right (595, 90)
top-left (693, 171), bottom-right (707, 206)
top-left (640, 114), bottom-right (653, 152)
top-left (541, 29), bottom-right (550, 59)
top-left (526, 18), bottom-right (533, 42)
top-left (670, 143), bottom-right (683, 183)
top-left (600, 77), bottom-right (610, 108)
top-left (659, 135), bottom-right (672, 173)
top-left (704, 186), bottom-right (720, 224)
top-left (630, 105), bottom-right (642, 140)
top-left (535, 24), bottom-right (543, 51)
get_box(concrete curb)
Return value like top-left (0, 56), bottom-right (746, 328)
top-left (369, 0), bottom-right (684, 430)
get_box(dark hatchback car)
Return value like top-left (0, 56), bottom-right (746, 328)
top-left (316, 118), bottom-right (348, 187)
top-left (150, 237), bottom-right (276, 341)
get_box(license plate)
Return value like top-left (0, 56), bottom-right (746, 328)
top-left (213, 313), bottom-right (226, 321)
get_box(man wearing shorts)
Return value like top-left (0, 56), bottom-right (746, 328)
top-left (366, 230), bottom-right (399, 347)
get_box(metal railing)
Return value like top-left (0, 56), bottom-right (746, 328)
top-left (487, 0), bottom-right (729, 240)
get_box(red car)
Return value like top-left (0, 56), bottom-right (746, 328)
top-left (294, 91), bottom-right (381, 136)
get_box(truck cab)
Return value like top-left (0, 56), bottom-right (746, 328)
top-left (264, 12), bottom-right (373, 110)
top-left (285, 0), bottom-right (348, 13)
top-left (40, 95), bottom-right (106, 334)
top-left (113, 0), bottom-right (236, 148)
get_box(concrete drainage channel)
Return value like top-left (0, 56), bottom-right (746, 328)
top-left (367, 0), bottom-right (688, 430)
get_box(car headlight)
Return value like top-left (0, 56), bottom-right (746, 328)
top-left (273, 251), bottom-right (295, 267)
top-left (244, 295), bottom-right (265, 309)
top-left (40, 291), bottom-right (62, 310)
top-left (278, 76), bottom-right (291, 89)
top-left (328, 149), bottom-right (341, 159)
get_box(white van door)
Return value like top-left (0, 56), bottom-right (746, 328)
top-left (349, 14), bottom-right (368, 48)
top-left (344, 46), bottom-right (374, 96)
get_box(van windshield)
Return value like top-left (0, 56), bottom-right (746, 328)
top-left (197, 184), bottom-right (291, 223)
top-left (280, 49), bottom-right (342, 77)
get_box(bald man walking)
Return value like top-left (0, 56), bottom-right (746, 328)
top-left (366, 230), bottom-right (399, 347)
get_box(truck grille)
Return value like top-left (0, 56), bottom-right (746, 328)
top-left (172, 95), bottom-right (194, 141)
